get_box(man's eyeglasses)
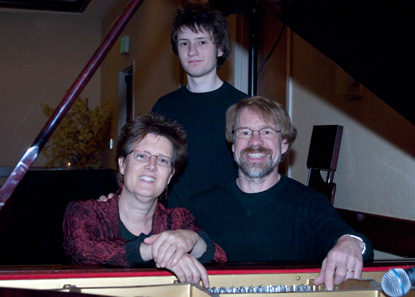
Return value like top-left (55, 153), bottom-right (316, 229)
top-left (125, 150), bottom-right (174, 168)
top-left (233, 127), bottom-right (281, 140)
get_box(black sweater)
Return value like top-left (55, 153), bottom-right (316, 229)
top-left (152, 82), bottom-right (247, 209)
top-left (189, 175), bottom-right (374, 263)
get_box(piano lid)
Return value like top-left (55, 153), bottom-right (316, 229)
top-left (217, 0), bottom-right (415, 124)
top-left (260, 0), bottom-right (415, 124)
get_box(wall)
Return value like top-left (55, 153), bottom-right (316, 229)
top-left (0, 1), bottom-right (242, 172)
top-left (100, 0), bottom-right (180, 169)
top-left (0, 11), bottom-right (101, 168)
top-left (256, 8), bottom-right (287, 105)
top-left (287, 31), bottom-right (415, 221)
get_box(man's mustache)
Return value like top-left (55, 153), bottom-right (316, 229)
top-left (240, 147), bottom-right (272, 155)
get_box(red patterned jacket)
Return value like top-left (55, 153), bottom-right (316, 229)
top-left (63, 195), bottom-right (226, 266)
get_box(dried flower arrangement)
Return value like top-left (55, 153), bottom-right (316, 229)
top-left (41, 97), bottom-right (111, 169)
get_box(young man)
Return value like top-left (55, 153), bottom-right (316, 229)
top-left (152, 4), bottom-right (247, 209)
top-left (189, 96), bottom-right (374, 290)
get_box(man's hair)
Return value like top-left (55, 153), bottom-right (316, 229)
top-left (116, 113), bottom-right (187, 182)
top-left (225, 96), bottom-right (297, 154)
top-left (170, 4), bottom-right (231, 69)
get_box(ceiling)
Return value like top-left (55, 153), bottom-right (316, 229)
top-left (0, 0), bottom-right (120, 18)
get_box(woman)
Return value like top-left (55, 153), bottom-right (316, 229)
top-left (63, 113), bottom-right (226, 288)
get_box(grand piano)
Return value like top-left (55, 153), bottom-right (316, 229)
top-left (1, 262), bottom-right (415, 297)
top-left (0, 0), bottom-right (415, 296)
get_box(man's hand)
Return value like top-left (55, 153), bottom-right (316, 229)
top-left (165, 253), bottom-right (210, 289)
top-left (97, 193), bottom-right (115, 202)
top-left (314, 235), bottom-right (364, 290)
top-left (144, 230), bottom-right (201, 268)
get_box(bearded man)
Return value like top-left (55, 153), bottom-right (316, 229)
top-left (188, 96), bottom-right (373, 290)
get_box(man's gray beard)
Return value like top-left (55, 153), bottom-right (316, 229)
top-left (237, 156), bottom-right (278, 179)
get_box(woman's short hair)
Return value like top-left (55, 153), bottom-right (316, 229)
top-left (116, 113), bottom-right (187, 179)
top-left (225, 96), bottom-right (297, 154)
top-left (170, 4), bottom-right (231, 69)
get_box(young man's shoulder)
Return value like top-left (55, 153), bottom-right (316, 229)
top-left (154, 86), bottom-right (187, 106)
top-left (220, 81), bottom-right (247, 98)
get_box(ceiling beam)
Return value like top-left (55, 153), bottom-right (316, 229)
top-left (0, 0), bottom-right (92, 13)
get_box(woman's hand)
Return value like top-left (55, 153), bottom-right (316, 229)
top-left (144, 230), bottom-right (206, 268)
top-left (140, 233), bottom-right (210, 288)
top-left (165, 253), bottom-right (210, 289)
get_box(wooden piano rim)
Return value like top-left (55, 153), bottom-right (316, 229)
top-left (1, 261), bottom-right (415, 280)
